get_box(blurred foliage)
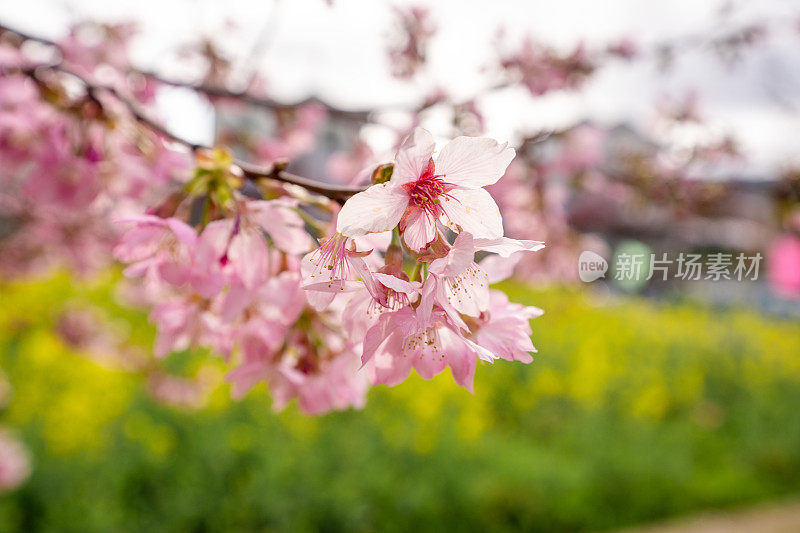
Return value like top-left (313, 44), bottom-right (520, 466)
top-left (1, 274), bottom-right (800, 532)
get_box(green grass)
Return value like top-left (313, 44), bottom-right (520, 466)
top-left (1, 274), bottom-right (800, 532)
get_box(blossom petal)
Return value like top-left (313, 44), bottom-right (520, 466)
top-left (228, 229), bottom-right (268, 289)
top-left (479, 252), bottom-right (522, 284)
top-left (400, 206), bottom-right (437, 252)
top-left (412, 335), bottom-right (447, 379)
top-left (372, 335), bottom-right (413, 387)
top-left (195, 220), bottom-right (231, 265)
top-left (227, 360), bottom-right (269, 399)
top-left (249, 199), bottom-right (313, 254)
top-left (435, 136), bottom-right (515, 187)
top-left (429, 232), bottom-right (475, 277)
top-left (347, 255), bottom-right (385, 306)
top-left (220, 281), bottom-right (252, 322)
top-left (362, 308), bottom-right (415, 367)
top-left (163, 218), bottom-right (199, 248)
top-left (337, 184), bottom-right (409, 237)
top-left (302, 280), bottom-right (364, 293)
top-left (392, 127), bottom-right (436, 185)
top-left (372, 273), bottom-right (421, 295)
top-left (441, 330), bottom-right (477, 393)
top-left (440, 187), bottom-right (503, 239)
top-left (474, 236), bottom-right (545, 257)
top-left (418, 276), bottom-right (436, 326)
top-left (434, 261), bottom-right (489, 318)
top-left (305, 288), bottom-right (337, 311)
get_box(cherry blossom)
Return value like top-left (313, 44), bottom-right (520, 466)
top-left (472, 291), bottom-right (544, 364)
top-left (347, 231), bottom-right (544, 392)
top-left (361, 304), bottom-right (492, 392)
top-left (301, 233), bottom-right (381, 311)
top-left (422, 232), bottom-right (545, 318)
top-left (336, 127), bottom-right (515, 251)
top-left (114, 215), bottom-right (198, 288)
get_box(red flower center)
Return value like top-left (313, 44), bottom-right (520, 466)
top-left (402, 158), bottom-right (454, 215)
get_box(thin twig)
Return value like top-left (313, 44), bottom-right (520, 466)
top-left (16, 61), bottom-right (366, 200)
top-left (0, 22), bottom-right (371, 121)
top-left (0, 21), bottom-right (511, 120)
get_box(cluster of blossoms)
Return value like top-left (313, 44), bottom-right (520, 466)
top-left (0, 29), bottom-right (189, 278)
top-left (115, 129), bottom-right (544, 413)
top-left (309, 128), bottom-right (544, 390)
top-left (498, 37), bottom-right (597, 96)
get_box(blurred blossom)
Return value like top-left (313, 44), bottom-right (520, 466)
top-left (0, 432), bottom-right (31, 493)
top-left (253, 104), bottom-right (328, 164)
top-left (767, 234), bottom-right (800, 299)
top-left (388, 6), bottom-right (435, 79)
top-left (606, 37), bottom-right (638, 60)
top-left (500, 37), bottom-right (595, 96)
top-left (327, 140), bottom-right (377, 185)
top-left (147, 369), bottom-right (216, 410)
top-left (549, 124), bottom-right (607, 175)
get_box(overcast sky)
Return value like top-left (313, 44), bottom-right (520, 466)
top-left (3, 0), bottom-right (800, 174)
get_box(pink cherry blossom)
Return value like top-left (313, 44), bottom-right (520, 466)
top-left (473, 290), bottom-right (543, 364)
top-left (341, 271), bottom-right (421, 340)
top-left (423, 232), bottom-right (545, 318)
top-left (246, 198), bottom-right (314, 255)
top-left (301, 233), bottom-right (381, 310)
top-left (190, 198), bottom-right (311, 294)
top-left (362, 305), bottom-right (493, 392)
top-left (221, 270), bottom-right (305, 326)
top-left (228, 323), bottom-right (369, 415)
top-left (425, 232), bottom-right (491, 318)
top-left (114, 215), bottom-right (198, 288)
top-left (336, 127), bottom-right (515, 251)
top-left (147, 371), bottom-right (214, 410)
top-left (501, 37), bottom-right (595, 96)
top-left (0, 19), bottom-right (557, 416)
top-left (150, 295), bottom-right (229, 358)
top-left (269, 345), bottom-right (369, 415)
top-left (388, 6), bottom-right (436, 79)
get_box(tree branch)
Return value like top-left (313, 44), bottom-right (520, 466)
top-left (0, 20), bottom-right (494, 121)
top-left (0, 22), bottom-right (374, 121)
top-left (14, 60), bottom-right (366, 200)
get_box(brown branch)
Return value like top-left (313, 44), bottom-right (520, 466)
top-left (139, 74), bottom-right (372, 122)
top-left (0, 22), bottom-right (373, 121)
top-left (15, 61), bottom-right (366, 200)
top-left (0, 21), bottom-right (505, 121)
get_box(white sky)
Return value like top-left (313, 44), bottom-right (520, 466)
top-left (3, 0), bottom-right (800, 174)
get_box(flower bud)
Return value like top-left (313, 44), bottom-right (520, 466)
top-left (371, 163), bottom-right (394, 185)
